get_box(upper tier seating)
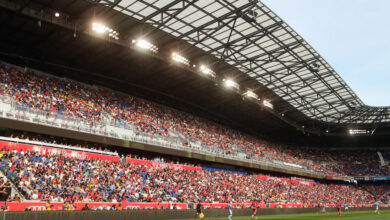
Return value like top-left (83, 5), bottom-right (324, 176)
top-left (0, 63), bottom-right (388, 177)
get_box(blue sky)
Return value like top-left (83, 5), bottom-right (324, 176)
top-left (262, 0), bottom-right (390, 106)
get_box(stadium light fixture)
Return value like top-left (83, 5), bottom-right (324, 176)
top-left (263, 100), bottom-right (273, 109)
top-left (223, 79), bottom-right (239, 89)
top-left (92, 22), bottom-right (119, 40)
top-left (349, 129), bottom-right (369, 135)
top-left (172, 53), bottom-right (190, 66)
top-left (132, 39), bottom-right (158, 53)
top-left (244, 90), bottom-right (259, 100)
top-left (200, 65), bottom-right (216, 78)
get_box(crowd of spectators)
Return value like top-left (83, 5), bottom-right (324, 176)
top-left (0, 147), bottom-right (381, 205)
top-left (326, 151), bottom-right (388, 177)
top-left (0, 63), bottom-right (389, 177)
top-left (360, 184), bottom-right (390, 203)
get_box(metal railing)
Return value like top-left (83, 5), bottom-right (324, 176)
top-left (0, 95), bottom-right (323, 177)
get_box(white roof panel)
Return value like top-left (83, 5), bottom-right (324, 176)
top-left (99, 0), bottom-right (389, 124)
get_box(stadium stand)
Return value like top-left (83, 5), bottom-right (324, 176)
top-left (0, 139), bottom-right (377, 206)
top-left (0, 63), bottom-right (389, 178)
top-left (0, 0), bottom-right (389, 218)
top-left (360, 184), bottom-right (390, 204)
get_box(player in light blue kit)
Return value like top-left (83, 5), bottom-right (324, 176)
top-left (320, 204), bottom-right (327, 214)
top-left (374, 201), bottom-right (380, 214)
top-left (227, 202), bottom-right (233, 220)
top-left (344, 203), bottom-right (349, 212)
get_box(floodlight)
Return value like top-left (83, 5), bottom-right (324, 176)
top-left (172, 53), bottom-right (190, 66)
top-left (223, 79), bottom-right (239, 89)
top-left (133, 39), bottom-right (158, 53)
top-left (55, 12), bottom-right (60, 17)
top-left (263, 100), bottom-right (273, 109)
top-left (244, 90), bottom-right (259, 100)
top-left (92, 22), bottom-right (105, 33)
top-left (92, 22), bottom-right (119, 40)
top-left (200, 65), bottom-right (216, 78)
top-left (349, 129), bottom-right (368, 135)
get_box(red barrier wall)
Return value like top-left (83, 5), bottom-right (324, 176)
top-left (0, 202), bottom-right (188, 211)
top-left (256, 175), bottom-right (316, 186)
top-left (126, 158), bottom-right (202, 171)
top-left (0, 141), bottom-right (120, 162)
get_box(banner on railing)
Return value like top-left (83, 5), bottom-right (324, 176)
top-left (354, 176), bottom-right (390, 181)
top-left (0, 141), bottom-right (120, 162)
top-left (372, 176), bottom-right (390, 181)
top-left (0, 202), bottom-right (187, 211)
top-left (200, 203), bottom-right (344, 209)
top-left (201, 203), bottom-right (253, 209)
top-left (325, 176), bottom-right (353, 181)
top-left (126, 158), bottom-right (202, 171)
top-left (256, 175), bottom-right (316, 186)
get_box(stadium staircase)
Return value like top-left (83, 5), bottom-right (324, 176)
top-left (377, 152), bottom-right (386, 166)
top-left (0, 169), bottom-right (26, 201)
top-left (326, 154), bottom-right (336, 163)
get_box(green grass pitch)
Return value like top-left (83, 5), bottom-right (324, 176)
top-left (172, 210), bottom-right (390, 220)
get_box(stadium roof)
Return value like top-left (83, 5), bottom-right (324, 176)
top-left (96, 0), bottom-right (390, 125)
top-left (1, 0), bottom-right (390, 138)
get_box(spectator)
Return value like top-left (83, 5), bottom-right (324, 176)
top-left (0, 147), bottom-right (378, 205)
top-left (0, 63), bottom-right (388, 179)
